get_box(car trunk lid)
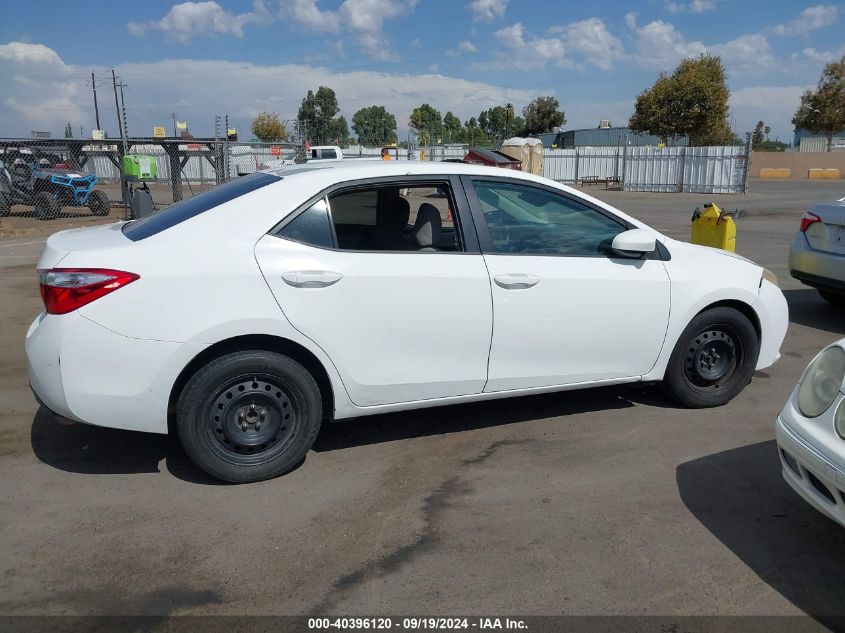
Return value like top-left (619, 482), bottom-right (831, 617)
top-left (804, 202), bottom-right (845, 256)
top-left (38, 222), bottom-right (131, 269)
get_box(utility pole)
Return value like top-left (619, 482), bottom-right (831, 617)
top-left (111, 69), bottom-right (127, 153)
top-left (90, 71), bottom-right (101, 130)
top-left (172, 112), bottom-right (177, 138)
top-left (118, 81), bottom-right (129, 140)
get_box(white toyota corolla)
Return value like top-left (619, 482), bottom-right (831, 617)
top-left (26, 162), bottom-right (788, 482)
top-left (776, 341), bottom-right (845, 527)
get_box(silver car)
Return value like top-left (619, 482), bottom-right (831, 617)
top-left (790, 196), bottom-right (845, 305)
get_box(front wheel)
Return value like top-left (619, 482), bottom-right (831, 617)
top-left (662, 307), bottom-right (759, 408)
top-left (33, 191), bottom-right (59, 220)
top-left (176, 351), bottom-right (322, 483)
top-left (87, 189), bottom-right (111, 216)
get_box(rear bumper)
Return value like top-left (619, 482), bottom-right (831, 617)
top-left (26, 311), bottom-right (206, 434)
top-left (789, 232), bottom-right (845, 291)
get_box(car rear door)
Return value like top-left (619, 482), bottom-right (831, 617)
top-left (463, 176), bottom-right (671, 392)
top-left (254, 176), bottom-right (493, 407)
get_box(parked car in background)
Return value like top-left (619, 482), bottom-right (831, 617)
top-left (27, 162), bottom-right (788, 482)
top-left (776, 340), bottom-right (845, 527)
top-left (789, 196), bottom-right (845, 304)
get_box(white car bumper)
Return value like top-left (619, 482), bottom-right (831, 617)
top-left (775, 412), bottom-right (845, 528)
top-left (26, 311), bottom-right (206, 434)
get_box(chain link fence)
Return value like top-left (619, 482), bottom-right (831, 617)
top-left (0, 135), bottom-right (750, 232)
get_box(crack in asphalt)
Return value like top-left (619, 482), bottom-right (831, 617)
top-left (309, 437), bottom-right (535, 614)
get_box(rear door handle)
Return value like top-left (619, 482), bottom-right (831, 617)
top-left (281, 270), bottom-right (343, 288)
top-left (493, 273), bottom-right (541, 289)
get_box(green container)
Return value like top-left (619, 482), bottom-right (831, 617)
top-left (122, 154), bottom-right (157, 181)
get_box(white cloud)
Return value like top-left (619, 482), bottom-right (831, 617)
top-left (279, 0), bottom-right (416, 61)
top-left (127, 0), bottom-right (268, 43)
top-left (711, 34), bottom-right (775, 66)
top-left (729, 85), bottom-right (812, 140)
top-left (547, 18), bottom-right (624, 70)
top-left (773, 4), bottom-right (838, 37)
top-left (624, 13), bottom-right (706, 70)
top-left (793, 44), bottom-right (845, 62)
top-left (458, 40), bottom-right (478, 53)
top-left (467, 0), bottom-right (508, 22)
top-left (278, 0), bottom-right (340, 33)
top-left (0, 42), bottom-right (84, 134)
top-left (624, 13), bottom-right (773, 72)
top-left (0, 42), bottom-right (537, 139)
top-left (665, 0), bottom-right (716, 13)
top-left (488, 23), bottom-right (565, 69)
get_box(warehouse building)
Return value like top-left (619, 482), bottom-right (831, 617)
top-left (535, 122), bottom-right (689, 149)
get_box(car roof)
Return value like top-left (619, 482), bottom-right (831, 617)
top-left (262, 160), bottom-right (547, 185)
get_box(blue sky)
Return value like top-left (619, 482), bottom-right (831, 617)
top-left (1, 0), bottom-right (843, 142)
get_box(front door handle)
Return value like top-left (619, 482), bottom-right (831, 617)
top-left (282, 270), bottom-right (343, 288)
top-left (493, 273), bottom-right (541, 289)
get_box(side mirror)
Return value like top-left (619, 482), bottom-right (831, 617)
top-left (610, 228), bottom-right (657, 258)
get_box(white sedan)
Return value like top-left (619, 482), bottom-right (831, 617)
top-left (776, 341), bottom-right (845, 527)
top-left (26, 162), bottom-right (788, 482)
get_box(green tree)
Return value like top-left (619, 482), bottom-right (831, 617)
top-left (298, 85), bottom-right (345, 144)
top-left (409, 103), bottom-right (443, 145)
top-left (351, 105), bottom-right (397, 146)
top-left (478, 105), bottom-right (512, 145)
top-left (629, 54), bottom-right (732, 146)
top-left (792, 56), bottom-right (845, 152)
top-left (463, 116), bottom-right (489, 146)
top-left (250, 112), bottom-right (288, 142)
top-left (442, 111), bottom-right (462, 143)
top-left (522, 96), bottom-right (565, 135)
top-left (752, 120), bottom-right (766, 149)
top-left (64, 122), bottom-right (73, 138)
top-left (329, 115), bottom-right (352, 147)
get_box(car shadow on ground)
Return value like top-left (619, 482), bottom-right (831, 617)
top-left (29, 407), bottom-right (222, 485)
top-left (784, 288), bottom-right (845, 336)
top-left (677, 441), bottom-right (845, 629)
top-left (313, 384), bottom-right (662, 451)
top-left (31, 384), bottom-right (666, 480)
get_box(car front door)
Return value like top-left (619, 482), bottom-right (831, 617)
top-left (255, 176), bottom-right (493, 407)
top-left (463, 176), bottom-right (671, 392)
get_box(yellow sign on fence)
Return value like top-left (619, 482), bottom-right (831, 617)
top-left (153, 126), bottom-right (166, 138)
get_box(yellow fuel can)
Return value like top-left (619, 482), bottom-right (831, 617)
top-left (690, 203), bottom-right (736, 252)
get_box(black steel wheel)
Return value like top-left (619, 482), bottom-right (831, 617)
top-left (663, 307), bottom-right (759, 408)
top-left (87, 189), bottom-right (111, 216)
top-left (177, 351), bottom-right (322, 483)
top-left (34, 191), bottom-right (59, 220)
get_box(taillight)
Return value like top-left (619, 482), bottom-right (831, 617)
top-left (37, 268), bottom-right (139, 315)
top-left (800, 211), bottom-right (822, 233)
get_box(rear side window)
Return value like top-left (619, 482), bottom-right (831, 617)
top-left (122, 172), bottom-right (280, 241)
top-left (278, 198), bottom-right (335, 248)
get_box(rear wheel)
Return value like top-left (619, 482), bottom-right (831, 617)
top-left (33, 191), bottom-right (59, 220)
top-left (818, 290), bottom-right (845, 306)
top-left (662, 307), bottom-right (759, 408)
top-left (176, 351), bottom-right (322, 483)
top-left (87, 189), bottom-right (111, 216)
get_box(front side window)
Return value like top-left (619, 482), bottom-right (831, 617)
top-left (472, 179), bottom-right (625, 257)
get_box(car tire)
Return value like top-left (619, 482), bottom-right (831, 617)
top-left (818, 290), bottom-right (845, 306)
top-left (662, 307), bottom-right (760, 408)
top-left (176, 350), bottom-right (322, 483)
top-left (33, 191), bottom-right (59, 220)
top-left (87, 189), bottom-right (111, 216)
